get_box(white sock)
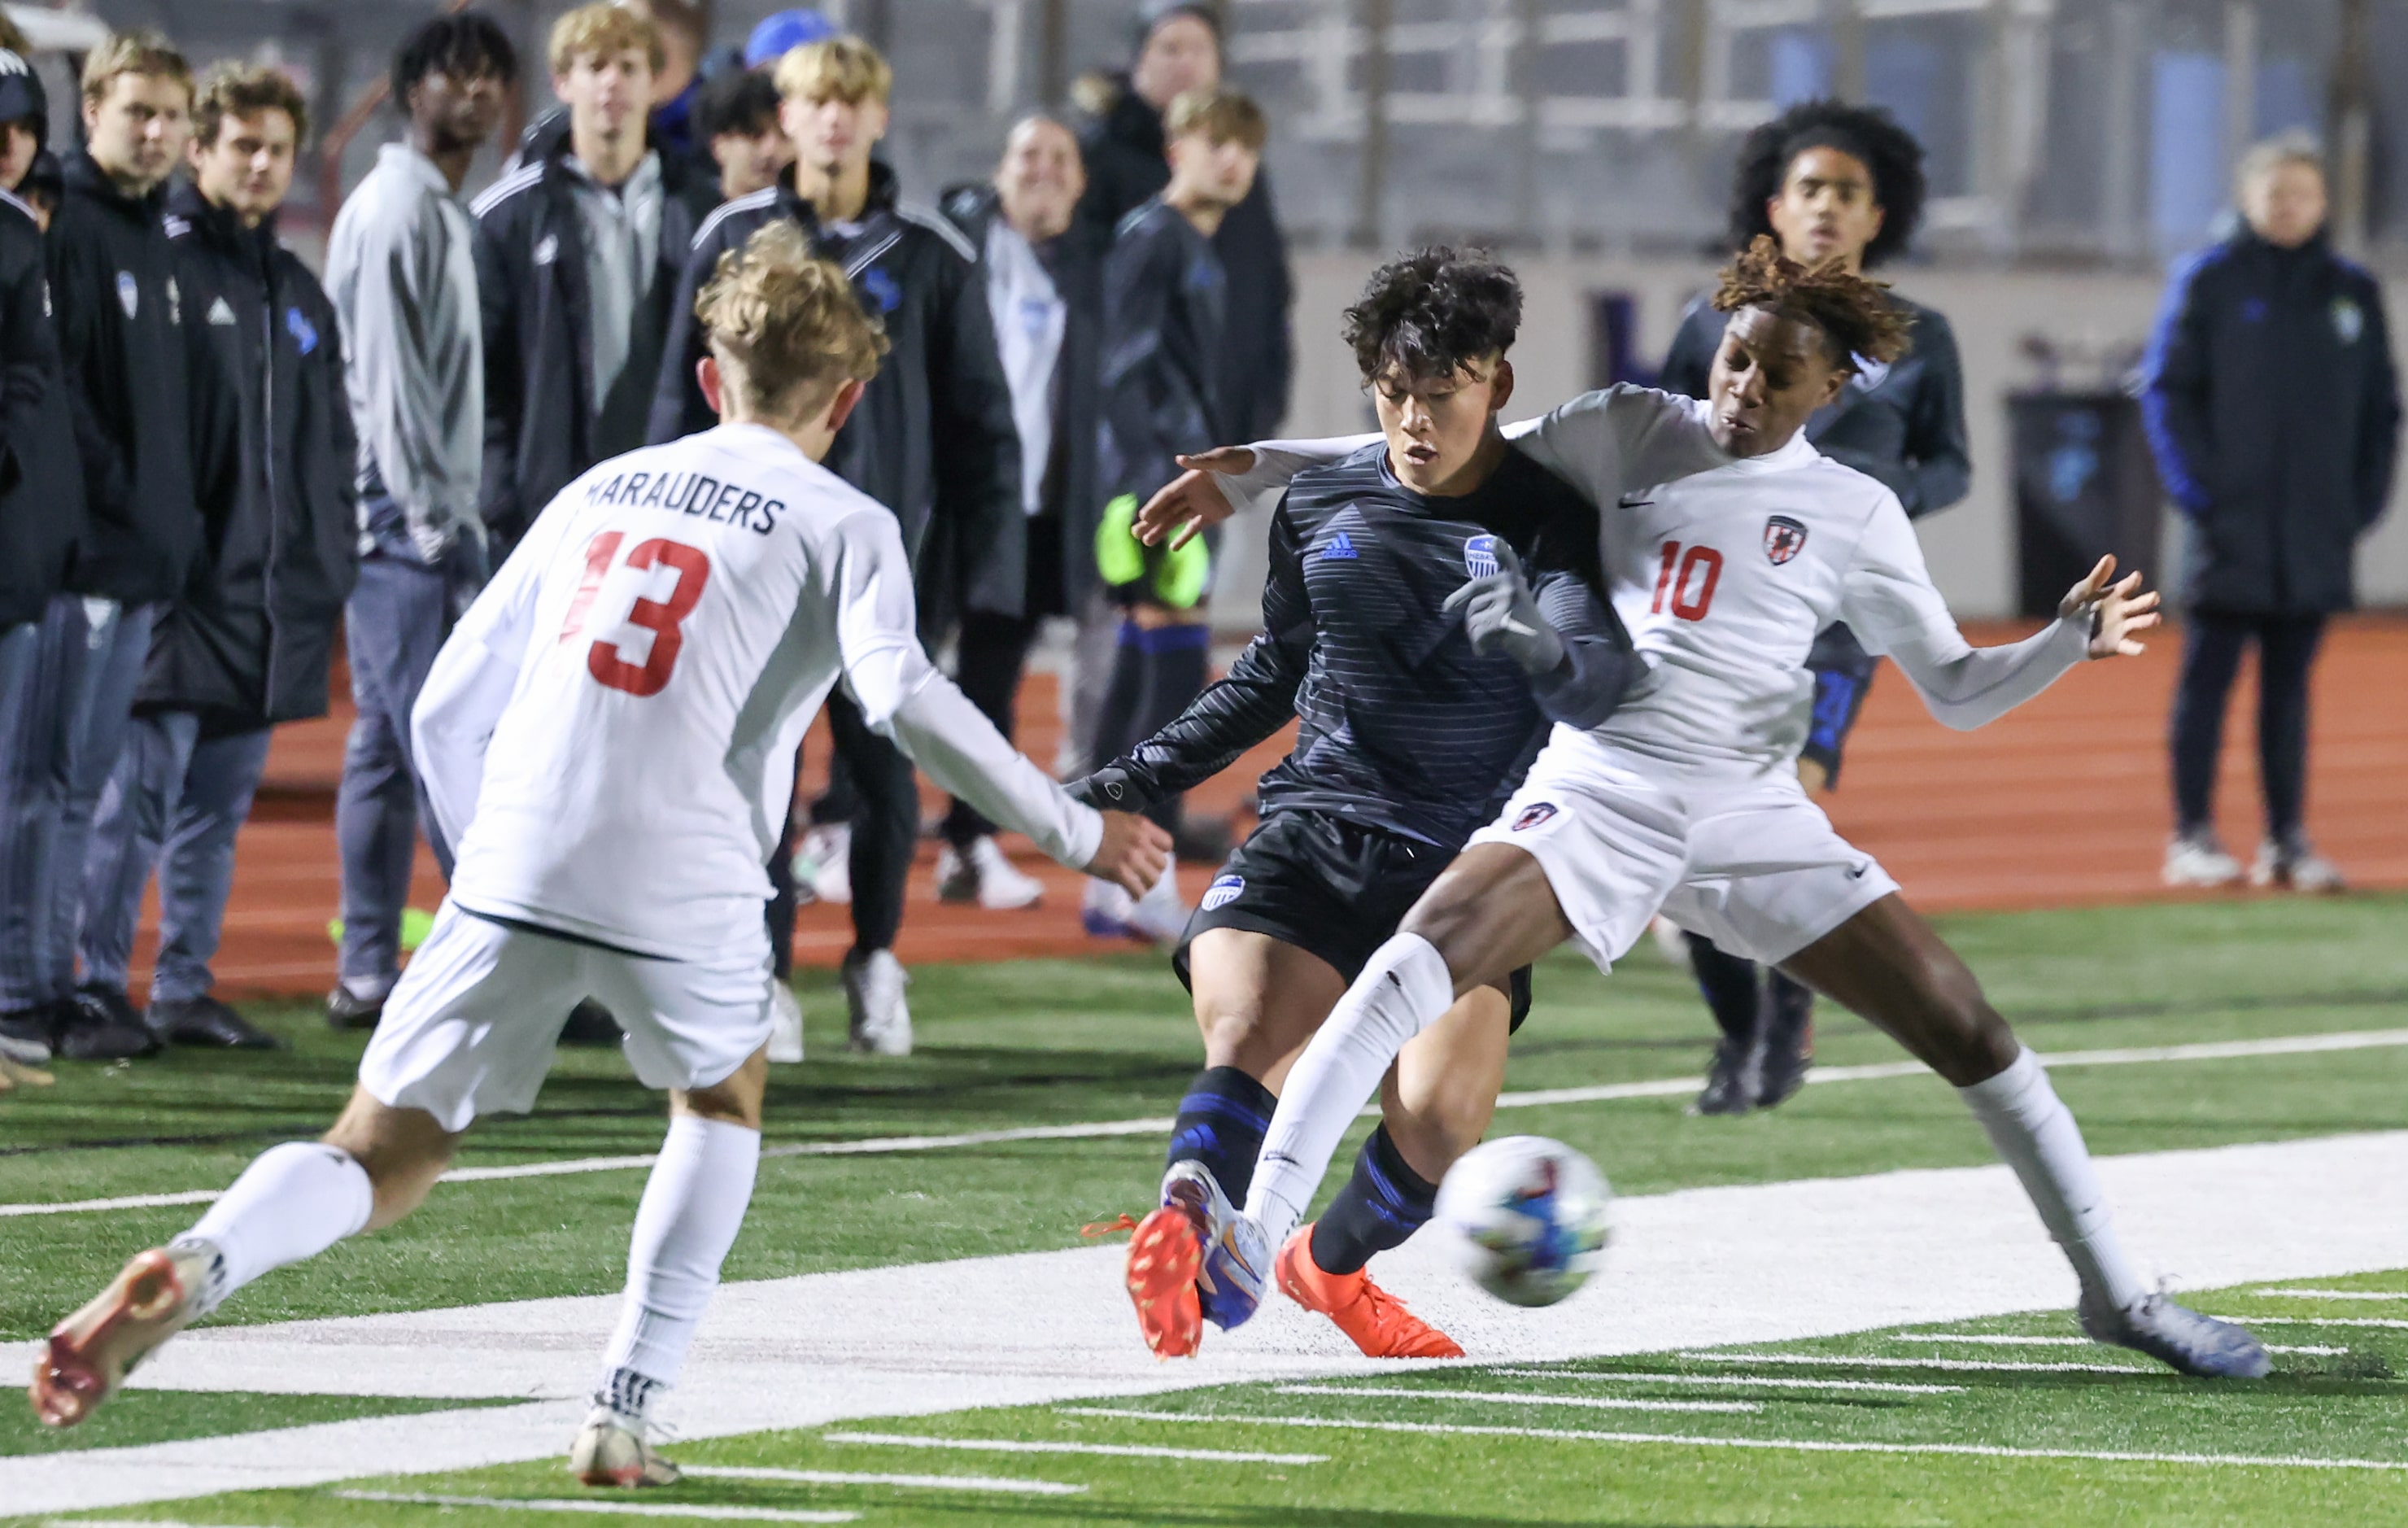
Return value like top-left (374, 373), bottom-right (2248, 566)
top-left (591, 1114), bottom-right (761, 1427)
top-left (1957, 1047), bottom-right (2148, 1311)
top-left (172, 1142), bottom-right (375, 1317)
top-left (1241, 932), bottom-right (1455, 1250)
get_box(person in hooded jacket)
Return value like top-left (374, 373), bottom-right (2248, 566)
top-left (72, 66), bottom-right (356, 1054)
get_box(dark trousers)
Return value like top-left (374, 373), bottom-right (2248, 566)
top-left (78, 710), bottom-right (273, 1002)
top-left (941, 608), bottom-right (1043, 848)
top-left (2169, 611), bottom-right (2326, 842)
top-left (335, 548), bottom-right (456, 990)
top-left (770, 689), bottom-right (918, 963)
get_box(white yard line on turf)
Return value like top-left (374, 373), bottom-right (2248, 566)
top-left (682, 1465), bottom-right (1084, 1495)
top-left (2203, 1315), bottom-right (2408, 1329)
top-left (1891, 1334), bottom-right (2349, 1355)
top-left (817, 1431), bottom-right (1326, 1464)
top-left (1276, 1383), bottom-right (1756, 1414)
top-left (1682, 1352), bottom-right (2153, 1375)
top-left (1485, 1368), bottom-right (1964, 1394)
top-left (15, 1130), bottom-right (2408, 1517)
top-left (334, 1493), bottom-right (858, 1521)
top-left (1057, 1408), bottom-right (2408, 1473)
top-left (9, 1026), bottom-right (2406, 1219)
top-left (2244, 1288), bottom-right (2408, 1302)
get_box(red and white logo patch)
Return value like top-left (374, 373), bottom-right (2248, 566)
top-left (1512, 802), bottom-right (1559, 832)
top-left (1763, 515), bottom-right (1808, 565)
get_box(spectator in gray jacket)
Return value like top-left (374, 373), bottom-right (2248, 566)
top-left (321, 12), bottom-right (515, 1030)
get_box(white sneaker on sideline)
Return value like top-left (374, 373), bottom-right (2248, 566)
top-left (2252, 837), bottom-right (2347, 893)
top-left (795, 823), bottom-right (852, 906)
top-left (1126, 862), bottom-right (1191, 948)
top-left (844, 949), bottom-right (911, 1055)
top-left (936, 836), bottom-right (1045, 910)
top-left (2162, 832), bottom-right (2242, 888)
top-left (766, 982), bottom-right (804, 1063)
top-left (1082, 876), bottom-right (1137, 940)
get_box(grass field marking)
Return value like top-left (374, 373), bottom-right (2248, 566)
top-left (682, 1464), bottom-right (1085, 1495)
top-left (2244, 1287), bottom-right (2408, 1302)
top-left (12, 1024), bottom-right (2408, 1220)
top-left (2203, 1314), bottom-right (2408, 1329)
top-left (331, 1491), bottom-right (860, 1521)
top-left (816, 1430), bottom-right (1326, 1464)
top-left (1483, 1367), bottom-right (1964, 1395)
top-left (1275, 1383), bottom-right (1758, 1415)
top-left (1889, 1333), bottom-right (2351, 1356)
top-left (1677, 1351), bottom-right (2154, 1375)
top-left (1056, 1407), bottom-right (2408, 1473)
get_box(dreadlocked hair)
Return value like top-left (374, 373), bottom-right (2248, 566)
top-left (1728, 98), bottom-right (1926, 269)
top-left (1712, 236), bottom-right (1914, 369)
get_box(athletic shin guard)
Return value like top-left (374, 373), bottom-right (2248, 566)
top-left (591, 1115), bottom-right (761, 1427)
top-left (1166, 1065), bottom-right (1278, 1203)
top-left (1959, 1047), bottom-right (2148, 1311)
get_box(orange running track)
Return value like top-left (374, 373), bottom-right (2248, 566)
top-left (127, 615), bottom-right (2408, 999)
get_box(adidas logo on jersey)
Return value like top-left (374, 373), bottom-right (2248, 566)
top-left (1317, 532), bottom-right (1360, 561)
top-left (206, 296), bottom-right (237, 326)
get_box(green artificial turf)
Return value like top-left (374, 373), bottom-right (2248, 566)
top-left (0, 1390), bottom-right (507, 1457)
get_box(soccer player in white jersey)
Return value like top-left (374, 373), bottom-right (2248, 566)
top-left (30, 225), bottom-right (1171, 1478)
top-left (1135, 239), bottom-right (2269, 1377)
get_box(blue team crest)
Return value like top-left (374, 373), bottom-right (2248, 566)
top-left (116, 270), bottom-right (138, 319)
top-left (2334, 298), bottom-right (2366, 344)
top-left (1464, 534), bottom-right (1499, 578)
top-left (1202, 873), bottom-right (1245, 911)
top-left (861, 267), bottom-right (902, 312)
top-left (286, 306), bottom-right (318, 356)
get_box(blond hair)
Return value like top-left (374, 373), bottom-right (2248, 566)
top-left (194, 63), bottom-right (310, 150)
top-left (81, 30), bottom-right (193, 107)
top-left (2236, 130), bottom-right (2323, 194)
top-left (696, 222), bottom-right (888, 421)
top-left (774, 36), bottom-right (892, 107)
top-left (549, 2), bottom-right (664, 76)
top-left (1165, 87), bottom-right (1266, 151)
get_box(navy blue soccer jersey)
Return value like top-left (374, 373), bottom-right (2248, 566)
top-left (1099, 440), bottom-right (1637, 850)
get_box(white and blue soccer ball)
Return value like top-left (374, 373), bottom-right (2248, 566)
top-left (1433, 1135), bottom-right (1612, 1308)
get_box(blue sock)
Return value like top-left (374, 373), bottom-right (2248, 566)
top-left (1166, 1066), bottom-right (1276, 1203)
top-left (1309, 1124), bottom-right (1438, 1275)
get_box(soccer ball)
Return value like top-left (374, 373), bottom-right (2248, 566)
top-left (1433, 1135), bottom-right (1612, 1308)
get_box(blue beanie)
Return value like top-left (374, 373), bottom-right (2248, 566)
top-left (744, 10), bottom-right (842, 70)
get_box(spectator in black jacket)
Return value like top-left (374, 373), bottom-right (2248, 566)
top-left (932, 115), bottom-right (1106, 912)
top-left (2141, 134), bottom-right (2399, 894)
top-left (1075, 2), bottom-right (1292, 442)
top-left (0, 28), bottom-right (41, 194)
top-left (650, 36), bottom-right (1021, 1058)
top-left (1655, 99), bottom-right (1967, 1119)
top-left (0, 33), bottom-right (211, 1063)
top-left (75, 66), bottom-right (356, 1052)
top-left (475, 4), bottom-right (716, 561)
top-left (696, 64), bottom-right (792, 204)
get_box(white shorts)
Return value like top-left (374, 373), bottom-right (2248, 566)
top-left (358, 902), bottom-right (774, 1133)
top-left (1466, 733), bottom-right (1900, 972)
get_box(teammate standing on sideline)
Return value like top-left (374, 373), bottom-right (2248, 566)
top-left (931, 116), bottom-right (1107, 912)
top-left (2141, 133), bottom-right (2397, 893)
top-left (696, 67), bottom-right (793, 206)
top-left (1656, 99), bottom-right (1968, 1116)
top-left (0, 33), bottom-right (207, 1062)
top-left (30, 225), bottom-right (1171, 1479)
top-left (1084, 87), bottom-right (1266, 945)
top-left (75, 67), bottom-right (357, 1052)
top-left (323, 14), bottom-right (517, 1032)
top-left (652, 37), bottom-right (1022, 1057)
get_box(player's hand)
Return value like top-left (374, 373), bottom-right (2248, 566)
top-left (1134, 447), bottom-right (1257, 550)
top-left (1442, 541), bottom-right (1566, 675)
top-left (2060, 554), bottom-right (2162, 659)
top-left (1084, 810), bottom-right (1173, 897)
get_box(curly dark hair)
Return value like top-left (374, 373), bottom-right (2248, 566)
top-left (1713, 236), bottom-right (1914, 369)
top-left (1342, 247), bottom-right (1522, 383)
top-left (392, 11), bottom-right (519, 107)
top-left (1727, 98), bottom-right (1926, 269)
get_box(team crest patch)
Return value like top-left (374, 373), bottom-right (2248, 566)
top-left (1511, 802), bottom-right (1558, 832)
top-left (116, 271), bottom-right (137, 319)
top-left (533, 233), bottom-right (559, 266)
top-left (1202, 873), bottom-right (1245, 911)
top-left (1763, 515), bottom-right (1808, 565)
top-left (2334, 298), bottom-right (2366, 344)
top-left (286, 307), bottom-right (319, 356)
top-left (1464, 534), bottom-right (1499, 578)
top-left (862, 267), bottom-right (902, 312)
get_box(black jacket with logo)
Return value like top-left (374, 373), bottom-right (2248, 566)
top-left (474, 114), bottom-right (717, 556)
top-left (142, 183), bottom-right (358, 731)
top-left (0, 190), bottom-right (82, 628)
top-left (648, 161), bottom-right (1024, 620)
top-left (50, 150), bottom-right (219, 605)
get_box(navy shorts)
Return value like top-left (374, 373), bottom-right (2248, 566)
top-left (1171, 809), bottom-right (1533, 1031)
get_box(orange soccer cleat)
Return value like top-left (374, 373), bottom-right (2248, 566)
top-left (1276, 1225), bottom-right (1464, 1360)
top-left (30, 1246), bottom-right (208, 1427)
top-left (1123, 1205), bottom-right (1206, 1359)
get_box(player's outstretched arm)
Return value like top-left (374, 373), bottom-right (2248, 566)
top-left (2063, 553), bottom-right (2163, 659)
top-left (1133, 437), bottom-right (1378, 548)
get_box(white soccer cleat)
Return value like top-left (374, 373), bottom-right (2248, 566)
top-left (794, 823), bottom-right (852, 906)
top-left (569, 1411), bottom-right (682, 1488)
top-left (2251, 837), bottom-right (2346, 893)
top-left (766, 982), bottom-right (804, 1063)
top-left (32, 1244), bottom-right (212, 1427)
top-left (2162, 833), bottom-right (2242, 888)
top-left (844, 949), bottom-right (911, 1056)
top-left (1124, 862), bottom-right (1192, 948)
top-left (936, 836), bottom-right (1045, 910)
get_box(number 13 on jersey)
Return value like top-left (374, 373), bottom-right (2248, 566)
top-left (1651, 540), bottom-right (1722, 622)
top-left (558, 530), bottom-right (713, 696)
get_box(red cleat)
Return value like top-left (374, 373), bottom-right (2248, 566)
top-left (1276, 1224), bottom-right (1464, 1360)
top-left (1125, 1205), bottom-right (1205, 1359)
top-left (31, 1246), bottom-right (206, 1427)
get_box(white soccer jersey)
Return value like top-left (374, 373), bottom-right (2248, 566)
top-left (412, 422), bottom-right (1101, 962)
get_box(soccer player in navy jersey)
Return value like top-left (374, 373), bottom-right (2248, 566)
top-left (1077, 249), bottom-right (1646, 1360)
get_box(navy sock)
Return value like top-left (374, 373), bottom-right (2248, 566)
top-left (1686, 933), bottom-right (1763, 1046)
top-left (1166, 1066), bottom-right (1276, 1203)
top-left (1309, 1125), bottom-right (1439, 1276)
top-left (1764, 968), bottom-right (1814, 1049)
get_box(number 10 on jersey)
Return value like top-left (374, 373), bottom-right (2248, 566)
top-left (1651, 541), bottom-right (1723, 622)
top-left (559, 530), bottom-right (713, 696)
